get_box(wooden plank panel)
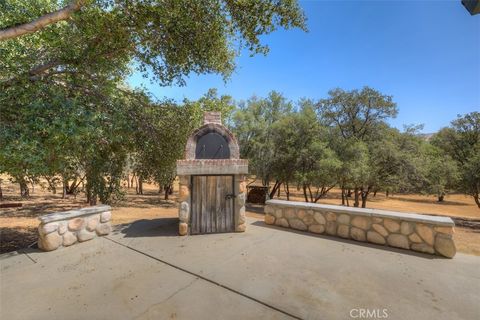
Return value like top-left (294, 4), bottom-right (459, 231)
top-left (225, 175), bottom-right (233, 232)
top-left (191, 175), bottom-right (234, 234)
top-left (216, 176), bottom-right (222, 232)
top-left (191, 176), bottom-right (198, 234)
top-left (201, 176), bottom-right (207, 233)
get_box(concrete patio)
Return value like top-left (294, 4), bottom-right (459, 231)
top-left (1, 216), bottom-right (479, 320)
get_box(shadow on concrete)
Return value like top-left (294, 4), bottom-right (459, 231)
top-left (251, 220), bottom-right (444, 260)
top-left (246, 203), bottom-right (265, 214)
top-left (113, 217), bottom-right (179, 238)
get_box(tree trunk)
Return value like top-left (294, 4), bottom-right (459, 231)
top-left (302, 183), bottom-right (309, 202)
top-left (473, 193), bottom-right (480, 209)
top-left (347, 189), bottom-right (352, 197)
top-left (386, 190), bottom-right (389, 198)
top-left (268, 180), bottom-right (282, 199)
top-left (285, 182), bottom-right (290, 201)
top-left (164, 184), bottom-right (172, 200)
top-left (341, 186), bottom-right (345, 205)
top-left (0, 182), bottom-right (3, 201)
top-left (438, 193), bottom-right (445, 202)
top-left (62, 180), bottom-right (66, 199)
top-left (137, 176), bottom-right (143, 195)
top-left (353, 187), bottom-right (360, 207)
top-left (307, 185), bottom-right (314, 202)
top-left (19, 180), bottom-right (29, 198)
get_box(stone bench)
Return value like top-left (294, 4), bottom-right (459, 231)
top-left (265, 200), bottom-right (456, 258)
top-left (37, 205), bottom-right (112, 251)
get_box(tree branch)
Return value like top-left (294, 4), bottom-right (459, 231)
top-left (0, 1), bottom-right (85, 41)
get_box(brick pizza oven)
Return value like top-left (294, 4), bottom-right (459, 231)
top-left (176, 112), bottom-right (248, 235)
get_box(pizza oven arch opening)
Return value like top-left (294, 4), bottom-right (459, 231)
top-left (195, 131), bottom-right (230, 159)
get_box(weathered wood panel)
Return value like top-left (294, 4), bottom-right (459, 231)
top-left (191, 175), bottom-right (234, 234)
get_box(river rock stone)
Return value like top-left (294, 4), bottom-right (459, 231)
top-left (96, 222), bottom-right (111, 236)
top-left (416, 224), bottom-right (434, 246)
top-left (309, 224), bottom-right (325, 234)
top-left (86, 215), bottom-right (100, 232)
top-left (409, 233), bottom-right (423, 243)
top-left (275, 218), bottom-right (289, 228)
top-left (38, 222), bottom-right (58, 235)
top-left (372, 224), bottom-right (389, 237)
top-left (296, 209), bottom-right (306, 219)
top-left (265, 214), bottom-right (275, 225)
top-left (239, 181), bottom-right (246, 193)
top-left (351, 216), bottom-right (370, 230)
top-left (63, 232), bottom-right (77, 246)
top-left (384, 219), bottom-right (400, 233)
top-left (351, 227), bottom-right (366, 242)
top-left (264, 205), bottom-right (274, 215)
top-left (313, 212), bottom-right (326, 225)
top-left (387, 234), bottom-right (409, 249)
top-left (41, 232), bottom-right (62, 251)
top-left (179, 222), bottom-right (188, 235)
top-left (289, 219), bottom-right (307, 231)
top-left (337, 224), bottom-right (350, 238)
top-left (400, 222), bottom-right (413, 235)
top-left (367, 231), bottom-right (386, 245)
top-left (325, 212), bottom-right (337, 222)
top-left (179, 185), bottom-right (190, 201)
top-left (236, 223), bottom-right (246, 232)
top-left (100, 211), bottom-right (112, 223)
top-left (326, 221), bottom-right (337, 235)
top-left (238, 208), bottom-right (246, 224)
top-left (411, 243), bottom-right (435, 254)
top-left (237, 193), bottom-right (246, 206)
top-left (434, 234), bottom-right (456, 258)
top-left (179, 176), bottom-right (189, 185)
top-left (434, 226), bottom-right (454, 235)
top-left (68, 218), bottom-right (84, 231)
top-left (77, 229), bottom-right (95, 242)
top-left (179, 202), bottom-right (189, 222)
top-left (302, 214), bottom-right (314, 225)
top-left (373, 217), bottom-right (383, 223)
top-left (58, 223), bottom-right (67, 235)
top-left (285, 208), bottom-right (296, 219)
top-left (274, 208), bottom-right (284, 218)
top-left (337, 214), bottom-right (350, 225)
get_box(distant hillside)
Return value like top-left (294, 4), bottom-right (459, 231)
top-left (417, 133), bottom-right (435, 141)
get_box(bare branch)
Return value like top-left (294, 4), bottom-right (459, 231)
top-left (0, 1), bottom-right (85, 41)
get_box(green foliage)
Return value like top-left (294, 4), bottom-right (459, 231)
top-left (432, 112), bottom-right (480, 208)
top-left (1, 0), bottom-right (306, 88)
top-left (0, 0), bottom-right (306, 203)
top-left (232, 91), bottom-right (293, 187)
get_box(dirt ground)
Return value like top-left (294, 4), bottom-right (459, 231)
top-left (1, 180), bottom-right (479, 255)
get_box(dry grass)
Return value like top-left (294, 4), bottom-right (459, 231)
top-left (1, 180), bottom-right (479, 255)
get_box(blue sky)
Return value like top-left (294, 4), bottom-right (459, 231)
top-left (128, 0), bottom-right (480, 133)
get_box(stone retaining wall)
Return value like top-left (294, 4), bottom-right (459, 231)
top-left (265, 200), bottom-right (456, 258)
top-left (37, 205), bottom-right (112, 251)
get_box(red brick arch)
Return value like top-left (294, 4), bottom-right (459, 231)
top-left (185, 123), bottom-right (240, 159)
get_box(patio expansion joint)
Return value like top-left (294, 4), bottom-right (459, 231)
top-left (104, 236), bottom-right (303, 320)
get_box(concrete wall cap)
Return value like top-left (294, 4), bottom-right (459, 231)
top-left (38, 205), bottom-right (112, 224)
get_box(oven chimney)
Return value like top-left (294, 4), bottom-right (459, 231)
top-left (203, 112), bottom-right (222, 125)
